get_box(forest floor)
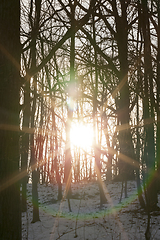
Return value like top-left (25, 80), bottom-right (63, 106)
top-left (22, 180), bottom-right (160, 240)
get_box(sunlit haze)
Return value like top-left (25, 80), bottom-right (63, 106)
top-left (70, 122), bottom-right (94, 149)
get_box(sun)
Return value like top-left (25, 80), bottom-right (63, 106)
top-left (70, 122), bottom-right (94, 149)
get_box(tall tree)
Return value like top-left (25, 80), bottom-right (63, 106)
top-left (92, 12), bottom-right (107, 207)
top-left (30, 0), bottom-right (42, 223)
top-left (21, 79), bottom-right (30, 212)
top-left (64, 0), bottom-right (76, 203)
top-left (156, 0), bottom-right (160, 184)
top-left (0, 0), bottom-right (21, 239)
top-left (140, 0), bottom-right (157, 210)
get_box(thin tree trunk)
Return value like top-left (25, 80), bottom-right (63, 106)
top-left (64, 1), bottom-right (76, 202)
top-left (141, 0), bottom-right (157, 210)
top-left (52, 108), bottom-right (62, 200)
top-left (30, 87), bottom-right (40, 223)
top-left (53, 53), bottom-right (62, 199)
top-left (29, 0), bottom-right (42, 222)
top-left (21, 81), bottom-right (30, 212)
top-left (136, 94), bottom-right (145, 208)
top-left (92, 13), bottom-right (107, 207)
top-left (135, 9), bottom-right (146, 209)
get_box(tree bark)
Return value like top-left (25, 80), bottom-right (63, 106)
top-left (156, 0), bottom-right (160, 196)
top-left (29, 0), bottom-right (42, 223)
top-left (92, 13), bottom-right (107, 207)
top-left (0, 0), bottom-right (21, 239)
top-left (21, 81), bottom-right (30, 212)
top-left (113, 0), bottom-right (134, 198)
top-left (64, 1), bottom-right (76, 201)
top-left (141, 0), bottom-right (157, 210)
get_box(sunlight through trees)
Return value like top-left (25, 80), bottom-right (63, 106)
top-left (1, 0), bottom-right (160, 238)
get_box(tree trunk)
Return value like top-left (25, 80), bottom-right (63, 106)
top-left (21, 81), bottom-right (30, 212)
top-left (64, 1), bottom-right (76, 201)
top-left (30, 88), bottom-right (40, 224)
top-left (31, 169), bottom-right (40, 223)
top-left (141, 0), bottom-right (157, 210)
top-left (113, 0), bottom-right (134, 198)
top-left (52, 108), bottom-right (62, 200)
top-left (0, 0), bottom-right (21, 239)
top-left (156, 0), bottom-right (160, 197)
top-left (92, 13), bottom-right (107, 207)
top-left (52, 53), bottom-right (63, 200)
top-left (29, 0), bottom-right (42, 222)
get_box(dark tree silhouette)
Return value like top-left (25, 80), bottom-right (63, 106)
top-left (0, 0), bottom-right (21, 239)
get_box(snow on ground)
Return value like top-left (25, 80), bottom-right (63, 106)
top-left (22, 180), bottom-right (160, 240)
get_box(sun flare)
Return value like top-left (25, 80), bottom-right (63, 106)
top-left (70, 123), bottom-right (94, 149)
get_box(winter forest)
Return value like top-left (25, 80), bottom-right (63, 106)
top-left (0, 0), bottom-right (160, 239)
